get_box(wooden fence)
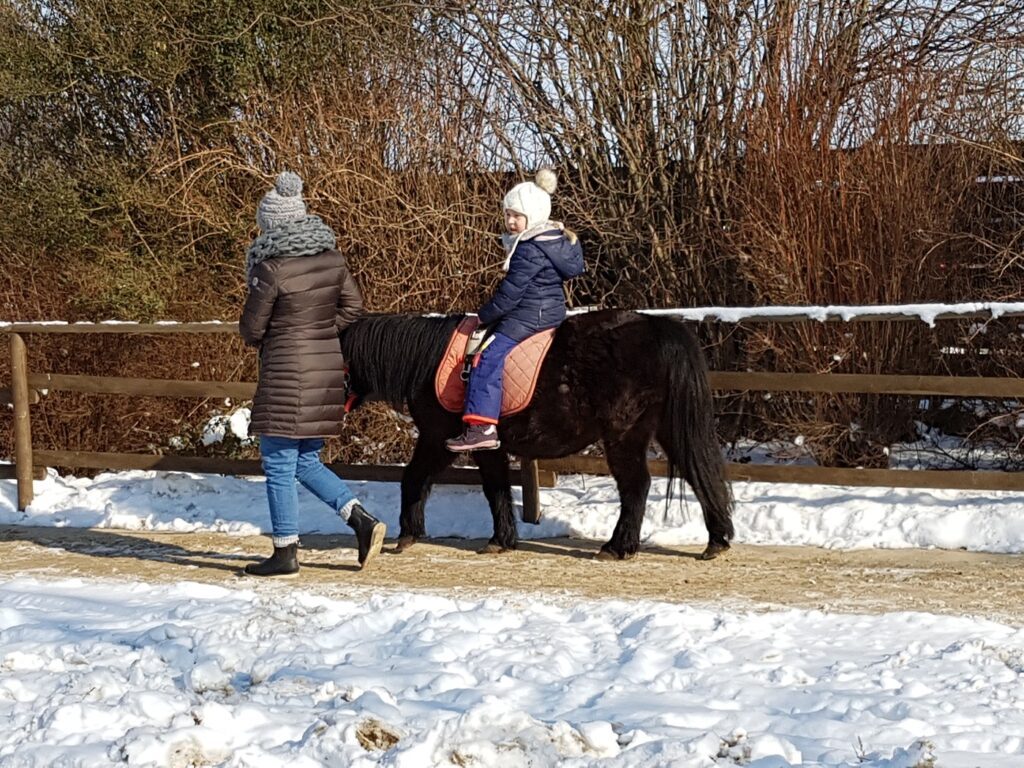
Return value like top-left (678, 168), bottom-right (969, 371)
top-left (5, 310), bottom-right (1024, 522)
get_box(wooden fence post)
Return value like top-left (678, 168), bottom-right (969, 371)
top-left (521, 458), bottom-right (542, 524)
top-left (9, 333), bottom-right (34, 510)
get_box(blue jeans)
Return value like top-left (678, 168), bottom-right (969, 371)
top-left (260, 436), bottom-right (357, 546)
top-left (463, 332), bottom-right (519, 423)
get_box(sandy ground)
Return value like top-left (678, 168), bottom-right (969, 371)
top-left (2, 526), bottom-right (1023, 624)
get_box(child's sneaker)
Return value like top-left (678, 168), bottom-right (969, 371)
top-left (446, 424), bottom-right (500, 452)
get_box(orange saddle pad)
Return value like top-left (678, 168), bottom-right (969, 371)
top-left (435, 317), bottom-right (555, 415)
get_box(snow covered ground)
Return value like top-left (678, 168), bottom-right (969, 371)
top-left (2, 574), bottom-right (1022, 767)
top-left (3, 470), bottom-right (1024, 766)
top-left (4, 466), bottom-right (1024, 554)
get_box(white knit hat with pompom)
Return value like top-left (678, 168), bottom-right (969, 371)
top-left (256, 171), bottom-right (307, 232)
top-left (503, 168), bottom-right (558, 230)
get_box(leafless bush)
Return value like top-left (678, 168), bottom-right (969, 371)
top-left (3, 1), bottom-right (1024, 467)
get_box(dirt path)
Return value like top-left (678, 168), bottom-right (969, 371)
top-left (2, 526), bottom-right (1022, 624)
top-left (4, 528), bottom-right (1019, 626)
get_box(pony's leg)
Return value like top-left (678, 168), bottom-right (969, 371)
top-left (473, 449), bottom-right (517, 554)
top-left (396, 439), bottom-right (456, 552)
top-left (597, 432), bottom-right (652, 561)
top-left (655, 427), bottom-right (733, 561)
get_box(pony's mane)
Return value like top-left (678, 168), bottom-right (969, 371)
top-left (341, 313), bottom-right (464, 405)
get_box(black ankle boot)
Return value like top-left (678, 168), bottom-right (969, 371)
top-left (244, 544), bottom-right (299, 577)
top-left (348, 505), bottom-right (386, 569)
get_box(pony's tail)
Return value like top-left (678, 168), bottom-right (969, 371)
top-left (650, 316), bottom-right (734, 551)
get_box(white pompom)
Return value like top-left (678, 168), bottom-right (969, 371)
top-left (534, 168), bottom-right (557, 195)
top-left (274, 171), bottom-right (303, 198)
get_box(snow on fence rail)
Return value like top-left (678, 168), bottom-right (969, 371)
top-left (631, 302), bottom-right (1024, 326)
top-left (5, 308), bottom-right (1024, 517)
top-left (7, 301), bottom-right (1024, 330)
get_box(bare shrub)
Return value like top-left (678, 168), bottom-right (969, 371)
top-left (3, 1), bottom-right (1024, 467)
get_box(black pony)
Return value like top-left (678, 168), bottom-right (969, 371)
top-left (340, 309), bottom-right (733, 560)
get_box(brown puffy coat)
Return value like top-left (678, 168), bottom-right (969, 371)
top-left (239, 249), bottom-right (363, 438)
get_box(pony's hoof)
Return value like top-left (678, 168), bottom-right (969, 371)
top-left (477, 542), bottom-right (510, 555)
top-left (594, 548), bottom-right (637, 561)
top-left (393, 536), bottom-right (417, 553)
top-left (699, 541), bottom-right (730, 560)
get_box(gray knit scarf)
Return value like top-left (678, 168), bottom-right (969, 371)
top-left (245, 215), bottom-right (337, 281)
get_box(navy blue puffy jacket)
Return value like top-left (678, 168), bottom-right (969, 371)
top-left (477, 229), bottom-right (584, 342)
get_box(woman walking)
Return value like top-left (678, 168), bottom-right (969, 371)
top-left (240, 171), bottom-right (385, 577)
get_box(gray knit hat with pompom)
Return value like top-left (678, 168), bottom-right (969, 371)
top-left (256, 171), bottom-right (307, 232)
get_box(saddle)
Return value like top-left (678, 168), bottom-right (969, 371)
top-left (435, 316), bottom-right (555, 415)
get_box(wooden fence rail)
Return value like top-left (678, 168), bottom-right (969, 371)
top-left (5, 312), bottom-right (1024, 521)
